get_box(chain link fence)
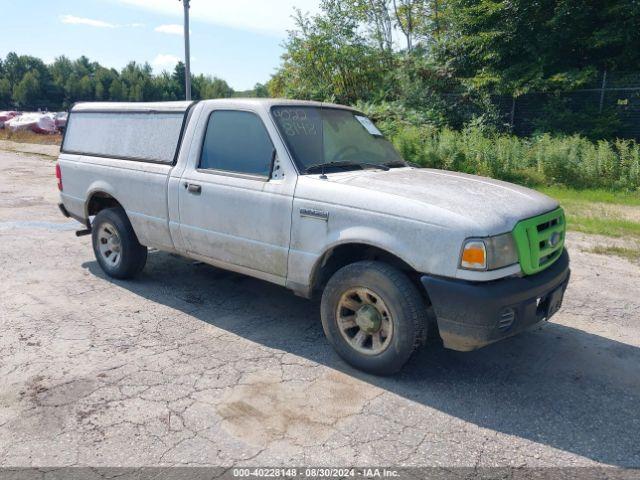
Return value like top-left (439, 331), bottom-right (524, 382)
top-left (496, 71), bottom-right (640, 140)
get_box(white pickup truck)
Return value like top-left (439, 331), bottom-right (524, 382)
top-left (57, 99), bottom-right (570, 374)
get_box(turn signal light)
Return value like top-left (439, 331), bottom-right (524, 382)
top-left (460, 240), bottom-right (487, 270)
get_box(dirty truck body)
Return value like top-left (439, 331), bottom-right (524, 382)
top-left (57, 99), bottom-right (570, 374)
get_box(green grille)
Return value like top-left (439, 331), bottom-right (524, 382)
top-left (512, 208), bottom-right (566, 275)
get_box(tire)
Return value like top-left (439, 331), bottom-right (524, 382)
top-left (91, 207), bottom-right (147, 279)
top-left (320, 261), bottom-right (428, 375)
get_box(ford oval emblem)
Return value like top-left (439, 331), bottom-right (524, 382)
top-left (549, 232), bottom-right (561, 247)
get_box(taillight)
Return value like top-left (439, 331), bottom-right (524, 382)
top-left (55, 163), bottom-right (63, 191)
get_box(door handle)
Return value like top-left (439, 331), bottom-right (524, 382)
top-left (186, 183), bottom-right (202, 194)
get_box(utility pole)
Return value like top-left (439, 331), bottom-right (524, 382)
top-left (180, 0), bottom-right (192, 100)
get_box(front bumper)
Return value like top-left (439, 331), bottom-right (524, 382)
top-left (421, 249), bottom-right (570, 351)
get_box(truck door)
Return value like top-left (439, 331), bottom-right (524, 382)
top-left (177, 108), bottom-right (295, 284)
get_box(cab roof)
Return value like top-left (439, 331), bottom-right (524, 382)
top-left (71, 98), bottom-right (356, 113)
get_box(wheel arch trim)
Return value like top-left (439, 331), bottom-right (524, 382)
top-left (84, 182), bottom-right (125, 219)
top-left (308, 232), bottom-right (419, 294)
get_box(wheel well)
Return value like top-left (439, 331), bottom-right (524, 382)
top-left (311, 243), bottom-right (438, 343)
top-left (312, 243), bottom-right (419, 294)
top-left (87, 192), bottom-right (123, 217)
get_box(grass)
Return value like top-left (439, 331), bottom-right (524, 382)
top-left (0, 129), bottom-right (62, 145)
top-left (379, 118), bottom-right (640, 198)
top-left (567, 216), bottom-right (640, 238)
top-left (588, 246), bottom-right (640, 263)
top-left (538, 186), bottom-right (640, 206)
top-left (381, 122), bottom-right (640, 191)
top-left (540, 187), bottom-right (640, 239)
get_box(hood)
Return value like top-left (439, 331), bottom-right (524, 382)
top-left (327, 167), bottom-right (558, 234)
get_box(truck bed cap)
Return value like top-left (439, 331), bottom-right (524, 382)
top-left (71, 101), bottom-right (194, 113)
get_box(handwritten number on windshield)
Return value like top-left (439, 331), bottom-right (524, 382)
top-left (273, 109), bottom-right (317, 137)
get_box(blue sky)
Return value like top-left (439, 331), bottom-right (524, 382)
top-left (0, 0), bottom-right (319, 90)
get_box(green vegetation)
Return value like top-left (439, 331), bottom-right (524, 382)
top-left (375, 123), bottom-right (640, 191)
top-left (264, 0), bottom-right (640, 191)
top-left (269, 0), bottom-right (640, 140)
top-left (539, 187), bottom-right (640, 239)
top-left (589, 246), bottom-right (640, 263)
top-left (568, 216), bottom-right (640, 239)
top-left (538, 187), bottom-right (640, 206)
top-left (437, 0), bottom-right (637, 96)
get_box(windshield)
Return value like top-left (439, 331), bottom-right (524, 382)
top-left (271, 106), bottom-right (405, 173)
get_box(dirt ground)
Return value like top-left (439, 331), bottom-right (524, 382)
top-left (0, 150), bottom-right (639, 468)
top-left (0, 140), bottom-right (60, 158)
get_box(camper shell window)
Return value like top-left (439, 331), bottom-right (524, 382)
top-left (62, 111), bottom-right (187, 164)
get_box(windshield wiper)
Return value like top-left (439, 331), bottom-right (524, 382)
top-left (304, 161), bottom-right (389, 174)
top-left (385, 160), bottom-right (415, 168)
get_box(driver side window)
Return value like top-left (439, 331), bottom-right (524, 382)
top-left (199, 110), bottom-right (274, 177)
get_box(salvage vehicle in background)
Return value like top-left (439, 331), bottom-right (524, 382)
top-left (0, 111), bottom-right (19, 129)
top-left (56, 99), bottom-right (570, 374)
top-left (1, 111), bottom-right (65, 134)
top-left (5, 112), bottom-right (56, 133)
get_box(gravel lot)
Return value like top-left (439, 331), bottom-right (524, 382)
top-left (1, 150), bottom-right (639, 468)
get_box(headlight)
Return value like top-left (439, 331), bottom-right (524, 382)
top-left (460, 233), bottom-right (518, 271)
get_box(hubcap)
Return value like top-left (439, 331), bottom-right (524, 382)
top-left (336, 287), bottom-right (393, 355)
top-left (355, 304), bottom-right (382, 333)
top-left (97, 222), bottom-right (122, 268)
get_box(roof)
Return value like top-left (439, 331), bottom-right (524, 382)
top-left (208, 98), bottom-right (356, 111)
top-left (72, 101), bottom-right (193, 113)
top-left (70, 98), bottom-right (357, 113)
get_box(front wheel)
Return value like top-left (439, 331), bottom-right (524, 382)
top-left (320, 261), bottom-right (428, 375)
top-left (91, 207), bottom-right (147, 279)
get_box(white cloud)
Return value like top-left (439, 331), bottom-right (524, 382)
top-left (115, 0), bottom-right (320, 36)
top-left (60, 15), bottom-right (117, 28)
top-left (152, 53), bottom-right (181, 71)
top-left (60, 14), bottom-right (145, 29)
top-left (155, 24), bottom-right (184, 35)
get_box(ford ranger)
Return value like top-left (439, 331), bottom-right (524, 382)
top-left (57, 99), bottom-right (570, 374)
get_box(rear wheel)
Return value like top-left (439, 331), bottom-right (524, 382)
top-left (320, 261), bottom-right (428, 375)
top-left (91, 207), bottom-right (147, 279)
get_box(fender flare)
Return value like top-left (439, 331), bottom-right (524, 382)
top-left (84, 181), bottom-right (122, 219)
top-left (309, 226), bottom-right (419, 287)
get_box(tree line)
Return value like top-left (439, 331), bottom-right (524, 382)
top-left (0, 52), bottom-right (268, 112)
top-left (268, 0), bottom-right (640, 140)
